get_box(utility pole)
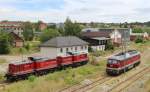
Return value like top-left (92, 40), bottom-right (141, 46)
top-left (122, 30), bottom-right (127, 74)
top-left (20, 48), bottom-right (23, 62)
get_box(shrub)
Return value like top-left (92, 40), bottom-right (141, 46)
top-left (90, 56), bottom-right (100, 66)
top-left (135, 37), bottom-right (143, 43)
top-left (28, 75), bottom-right (36, 82)
top-left (105, 42), bottom-right (114, 50)
top-left (88, 46), bottom-right (93, 52)
top-left (24, 43), bottom-right (31, 51)
top-left (0, 32), bottom-right (11, 54)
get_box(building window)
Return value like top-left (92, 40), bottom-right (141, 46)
top-left (66, 48), bottom-right (69, 52)
top-left (84, 46), bottom-right (87, 49)
top-left (87, 30), bottom-right (91, 32)
top-left (60, 48), bottom-right (63, 53)
top-left (75, 47), bottom-right (77, 51)
top-left (81, 46), bottom-right (83, 50)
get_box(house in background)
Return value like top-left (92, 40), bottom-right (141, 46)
top-left (130, 32), bottom-right (150, 41)
top-left (81, 37), bottom-right (110, 51)
top-left (0, 21), bottom-right (24, 37)
top-left (40, 36), bottom-right (88, 59)
top-left (81, 28), bottom-right (131, 51)
top-left (9, 32), bottom-right (24, 47)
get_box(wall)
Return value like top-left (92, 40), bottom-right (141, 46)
top-left (40, 45), bottom-right (88, 58)
top-left (40, 47), bottom-right (57, 59)
top-left (110, 30), bottom-right (122, 44)
top-left (15, 41), bottom-right (23, 47)
top-left (91, 45), bottom-right (105, 51)
top-left (57, 45), bottom-right (88, 57)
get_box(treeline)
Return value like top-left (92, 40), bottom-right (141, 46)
top-left (40, 18), bottom-right (82, 42)
top-left (132, 27), bottom-right (150, 33)
top-left (0, 31), bottom-right (11, 54)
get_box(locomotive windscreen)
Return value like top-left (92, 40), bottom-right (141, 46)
top-left (108, 59), bottom-right (118, 64)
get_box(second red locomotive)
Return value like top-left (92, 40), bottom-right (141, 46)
top-left (106, 50), bottom-right (141, 75)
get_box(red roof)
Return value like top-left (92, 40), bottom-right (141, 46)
top-left (81, 31), bottom-right (111, 38)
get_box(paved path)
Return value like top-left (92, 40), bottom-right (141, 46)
top-left (0, 53), bottom-right (40, 74)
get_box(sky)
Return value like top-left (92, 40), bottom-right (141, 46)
top-left (0, 0), bottom-right (150, 23)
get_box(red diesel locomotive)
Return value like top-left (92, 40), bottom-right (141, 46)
top-left (106, 50), bottom-right (141, 75)
top-left (5, 53), bottom-right (88, 81)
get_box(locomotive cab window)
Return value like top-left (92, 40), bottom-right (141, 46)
top-left (108, 59), bottom-right (118, 64)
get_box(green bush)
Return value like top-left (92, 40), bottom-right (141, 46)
top-left (0, 32), bottom-right (11, 54)
top-left (105, 42), bottom-right (114, 50)
top-left (24, 43), bottom-right (31, 51)
top-left (135, 37), bottom-right (143, 43)
top-left (88, 46), bottom-right (93, 52)
top-left (28, 75), bottom-right (36, 82)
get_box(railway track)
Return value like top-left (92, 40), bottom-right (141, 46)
top-left (0, 80), bottom-right (9, 91)
top-left (59, 75), bottom-right (112, 92)
top-left (59, 65), bottom-right (149, 92)
top-left (108, 66), bottom-right (150, 92)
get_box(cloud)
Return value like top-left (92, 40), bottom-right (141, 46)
top-left (0, 0), bottom-right (150, 22)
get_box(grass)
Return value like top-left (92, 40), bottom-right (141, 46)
top-left (145, 78), bottom-right (150, 92)
top-left (0, 60), bottom-right (106, 92)
top-left (0, 58), bottom-right (6, 64)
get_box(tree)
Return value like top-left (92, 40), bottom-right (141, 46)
top-left (23, 22), bottom-right (34, 41)
top-left (64, 18), bottom-right (81, 36)
top-left (133, 28), bottom-right (143, 33)
top-left (0, 32), bottom-right (11, 54)
top-left (58, 27), bottom-right (65, 36)
top-left (40, 28), bottom-right (60, 42)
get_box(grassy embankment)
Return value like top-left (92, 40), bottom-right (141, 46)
top-left (0, 59), bottom-right (6, 65)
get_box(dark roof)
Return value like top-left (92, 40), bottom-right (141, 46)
top-left (81, 28), bottom-right (130, 38)
top-left (9, 32), bottom-right (24, 41)
top-left (82, 31), bottom-right (111, 38)
top-left (40, 36), bottom-right (88, 47)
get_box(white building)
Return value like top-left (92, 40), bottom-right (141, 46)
top-left (81, 28), bottom-right (131, 50)
top-left (40, 36), bottom-right (89, 59)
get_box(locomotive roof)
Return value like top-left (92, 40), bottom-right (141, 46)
top-left (11, 60), bottom-right (33, 65)
top-left (29, 56), bottom-right (52, 62)
top-left (109, 50), bottom-right (140, 61)
top-left (40, 36), bottom-right (89, 47)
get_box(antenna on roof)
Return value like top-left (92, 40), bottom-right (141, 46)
top-left (121, 29), bottom-right (128, 74)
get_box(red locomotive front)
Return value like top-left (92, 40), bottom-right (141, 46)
top-left (6, 60), bottom-right (34, 80)
top-left (106, 50), bottom-right (141, 75)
